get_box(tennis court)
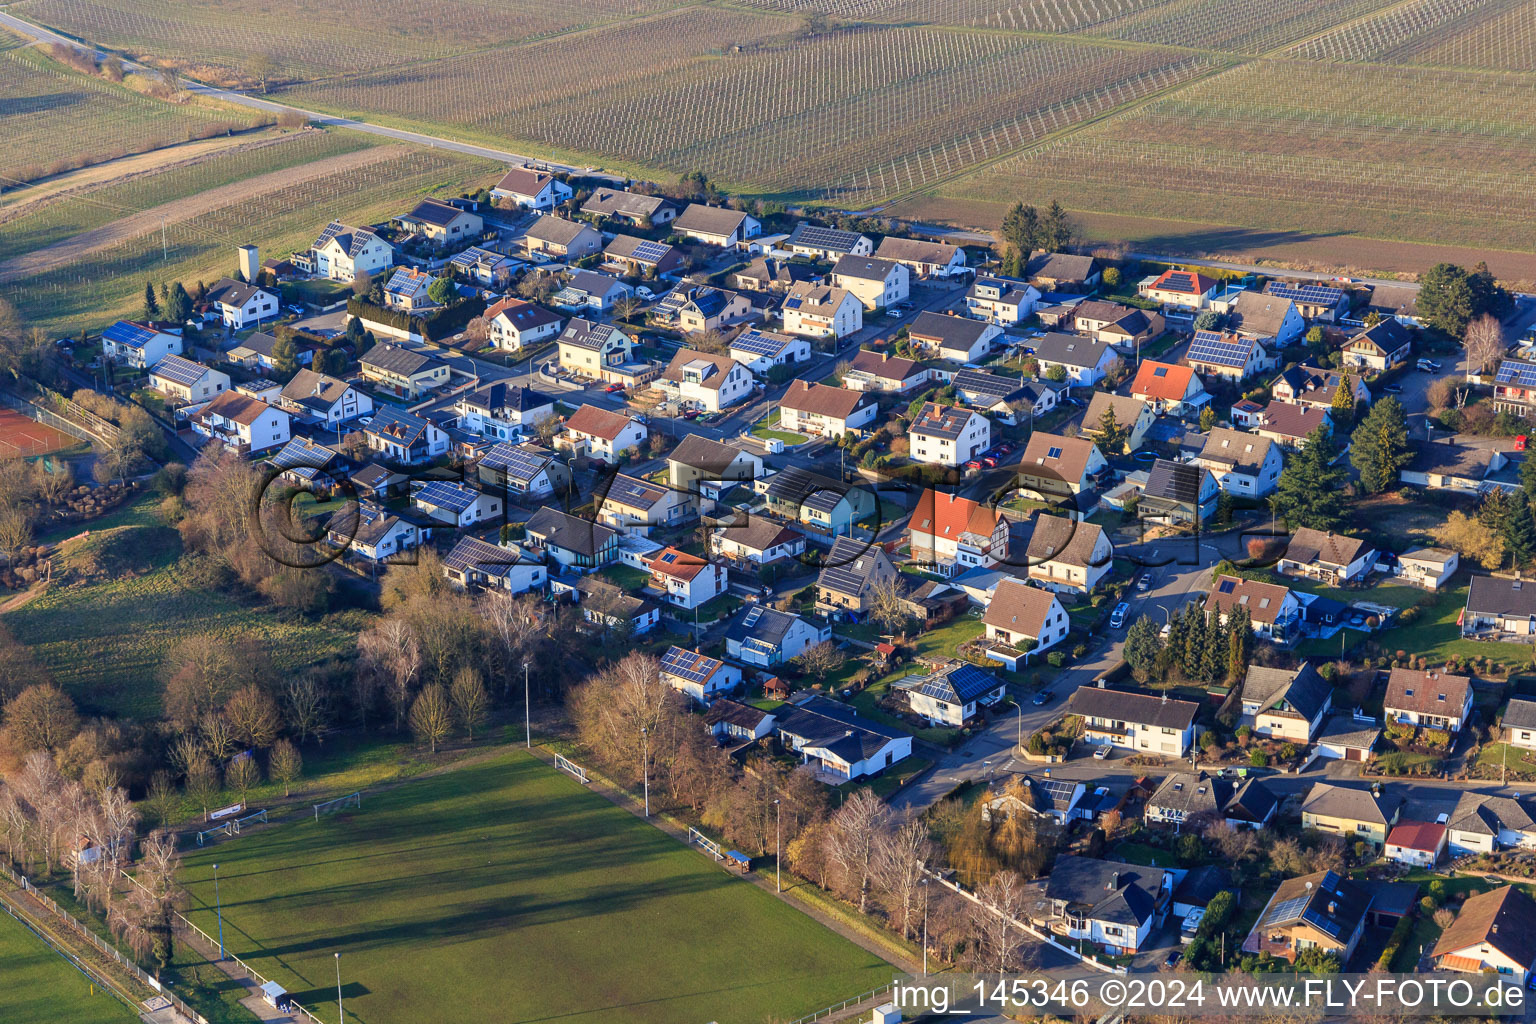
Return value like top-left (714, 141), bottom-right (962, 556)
top-left (0, 409), bottom-right (75, 457)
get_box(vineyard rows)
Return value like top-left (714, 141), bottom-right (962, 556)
top-left (1291, 0), bottom-right (1536, 69)
top-left (8, 147), bottom-right (497, 329)
top-left (0, 43), bottom-right (261, 186)
top-left (13, 0), bottom-right (677, 79)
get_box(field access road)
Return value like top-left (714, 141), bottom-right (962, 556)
top-left (0, 10), bottom-right (617, 181)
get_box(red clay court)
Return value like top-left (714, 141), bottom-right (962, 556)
top-left (0, 408), bottom-right (75, 457)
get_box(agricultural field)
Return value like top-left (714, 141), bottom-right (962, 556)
top-left (938, 58), bottom-right (1536, 254)
top-left (3, 498), bottom-right (366, 719)
top-left (180, 752), bottom-right (893, 1024)
top-left (0, 908), bottom-right (137, 1024)
top-left (2, 141), bottom-right (498, 332)
top-left (0, 40), bottom-right (261, 186)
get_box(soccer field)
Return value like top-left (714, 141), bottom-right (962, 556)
top-left (180, 752), bottom-right (894, 1024)
top-left (0, 907), bottom-right (136, 1024)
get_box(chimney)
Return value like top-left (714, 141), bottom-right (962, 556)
top-left (238, 243), bottom-right (259, 284)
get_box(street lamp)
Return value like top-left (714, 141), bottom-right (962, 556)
top-left (523, 661), bottom-right (531, 749)
top-left (774, 798), bottom-right (782, 893)
top-left (335, 952), bottom-right (344, 1024)
top-left (212, 863), bottom-right (225, 961)
top-left (641, 726), bottom-right (650, 817)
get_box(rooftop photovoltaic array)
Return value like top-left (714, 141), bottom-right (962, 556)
top-left (1188, 331), bottom-right (1252, 368)
top-left (416, 480), bottom-right (476, 513)
top-left (1266, 283), bottom-right (1345, 306)
top-left (1495, 360), bottom-right (1536, 388)
top-left (151, 355), bottom-right (208, 387)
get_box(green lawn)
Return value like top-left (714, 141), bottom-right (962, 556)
top-left (180, 752), bottom-right (893, 1024)
top-left (5, 497), bottom-right (365, 719)
top-left (0, 908), bottom-right (137, 1024)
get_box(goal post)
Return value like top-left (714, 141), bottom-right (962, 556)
top-left (688, 827), bottom-right (724, 861)
top-left (553, 753), bottom-right (589, 785)
top-left (313, 792), bottom-right (361, 821)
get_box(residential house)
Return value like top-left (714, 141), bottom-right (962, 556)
top-left (1025, 251), bottom-right (1100, 291)
top-left (781, 282), bottom-right (863, 339)
top-left (477, 441), bottom-right (569, 500)
top-left (657, 348), bottom-right (753, 413)
top-left (526, 506), bottom-right (618, 570)
top-left (148, 355), bottom-right (229, 405)
top-left (1140, 459), bottom-right (1219, 525)
top-left (1384, 668), bottom-right (1473, 733)
top-left (965, 275), bottom-right (1040, 324)
top-left (873, 237), bottom-right (966, 279)
top-left (660, 646), bottom-right (743, 705)
top-left (556, 270), bottom-right (632, 313)
top-left (841, 349), bottom-right (929, 393)
top-left (225, 331), bottom-right (311, 373)
top-left (647, 547), bottom-right (726, 610)
top-left (101, 321), bottom-right (181, 369)
top-left (1032, 856), bottom-right (1171, 955)
top-left (1146, 772), bottom-right (1278, 830)
top-left (1342, 319), bottom-right (1413, 371)
top-left (1025, 514), bottom-right (1113, 594)
top-left (1253, 401), bottom-right (1331, 449)
top-left (603, 234), bottom-right (684, 277)
top-left (1401, 441), bottom-right (1509, 493)
top-left (672, 286), bottom-right (750, 334)
top-left (381, 267), bottom-right (444, 313)
top-left (359, 345), bottom-right (450, 399)
top-left (310, 221), bottom-right (392, 282)
top-left (560, 575), bottom-right (658, 635)
top-left (1130, 361), bottom-right (1208, 416)
top-left (704, 699), bottom-right (776, 743)
top-left (1186, 330), bottom-right (1272, 382)
top-left (1242, 869), bottom-right (1371, 965)
top-left (1271, 364), bottom-right (1370, 412)
top-left (204, 277), bottom-right (278, 329)
top-left (362, 405), bottom-right (449, 465)
top-left (1503, 697), bottom-right (1536, 751)
top-left (1384, 822), bottom-right (1447, 868)
top-left (412, 480), bottom-right (501, 527)
top-left (442, 535), bottom-right (545, 595)
top-left (398, 197), bottom-right (482, 247)
top-left (712, 516), bottom-right (805, 567)
top-left (728, 328), bottom-right (810, 374)
top-left (896, 661), bottom-right (1006, 726)
top-left (455, 382), bottom-right (555, 441)
top-left (830, 255), bottom-right (909, 310)
top-left (448, 246), bottom-right (517, 289)
top-left (1071, 300), bottom-right (1164, 350)
top-left (766, 466), bottom-right (874, 536)
top-left (1015, 432), bottom-right (1107, 498)
top-left (1068, 686), bottom-right (1199, 756)
top-left (729, 256), bottom-right (819, 294)
top-left (1264, 281), bottom-right (1349, 322)
top-left (580, 188), bottom-right (676, 227)
top-left (724, 605), bottom-right (829, 667)
top-left (909, 402), bottom-right (990, 468)
top-left (1227, 290), bottom-right (1304, 346)
top-left (1395, 547), bottom-right (1458, 590)
top-left (908, 312), bottom-right (1002, 364)
top-left (674, 204), bottom-right (760, 246)
top-left (783, 222), bottom-right (872, 259)
top-left (191, 391), bottom-right (290, 455)
top-left (596, 472), bottom-right (695, 534)
top-left (1207, 574), bottom-right (1300, 641)
top-left (326, 502), bottom-right (420, 562)
top-left (1431, 886), bottom-right (1536, 985)
top-left (1241, 664), bottom-right (1333, 743)
top-left (815, 535), bottom-right (897, 616)
top-left (1301, 782), bottom-right (1403, 848)
top-left (1032, 332), bottom-right (1119, 385)
top-left (1083, 392), bottom-right (1154, 453)
top-left (772, 694), bottom-right (911, 782)
top-left (559, 404), bottom-right (647, 463)
top-left (491, 166), bottom-right (571, 209)
top-left (981, 578), bottom-right (1069, 668)
top-left (1464, 574), bottom-right (1536, 636)
top-left (1446, 792), bottom-right (1536, 855)
top-left (907, 489), bottom-right (1008, 577)
top-left (277, 369), bottom-right (371, 426)
top-left (778, 380), bottom-right (877, 438)
top-left (523, 215), bottom-right (602, 260)
top-left (1277, 528), bottom-right (1376, 585)
top-left (1193, 427), bottom-right (1282, 497)
top-left (1139, 268), bottom-right (1219, 310)
top-left (667, 433), bottom-right (764, 494)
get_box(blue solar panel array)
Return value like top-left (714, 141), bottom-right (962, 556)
top-left (1266, 283), bottom-right (1345, 306)
top-left (1188, 330), bottom-right (1253, 368)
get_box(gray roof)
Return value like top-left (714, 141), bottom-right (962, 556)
top-left (1067, 686), bottom-right (1198, 730)
top-left (1302, 782), bottom-right (1402, 825)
